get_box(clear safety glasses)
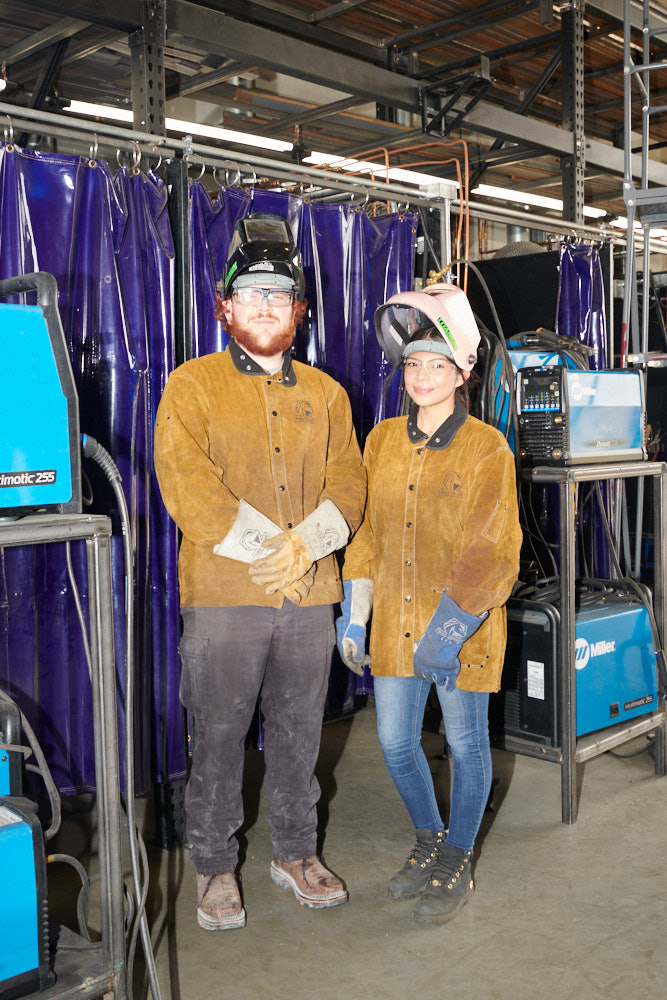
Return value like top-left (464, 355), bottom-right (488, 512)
top-left (403, 358), bottom-right (457, 376)
top-left (232, 286), bottom-right (295, 307)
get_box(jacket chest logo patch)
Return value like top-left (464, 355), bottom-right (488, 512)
top-left (295, 400), bottom-right (314, 422)
top-left (439, 472), bottom-right (464, 498)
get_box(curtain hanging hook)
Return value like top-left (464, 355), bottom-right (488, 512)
top-left (89, 133), bottom-right (98, 162)
top-left (132, 140), bottom-right (142, 171)
top-left (215, 159), bottom-right (240, 187)
top-left (241, 164), bottom-right (257, 187)
top-left (226, 161), bottom-right (241, 187)
top-left (148, 144), bottom-right (162, 170)
top-left (190, 159), bottom-right (206, 182)
top-left (3, 115), bottom-right (13, 143)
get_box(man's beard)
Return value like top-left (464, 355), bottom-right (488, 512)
top-left (226, 313), bottom-right (295, 358)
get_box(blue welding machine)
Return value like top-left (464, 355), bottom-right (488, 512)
top-left (0, 798), bottom-right (50, 1000)
top-left (0, 272), bottom-right (81, 516)
top-left (490, 583), bottom-right (658, 747)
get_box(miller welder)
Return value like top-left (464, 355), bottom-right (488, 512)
top-left (516, 366), bottom-right (646, 466)
top-left (490, 580), bottom-right (659, 748)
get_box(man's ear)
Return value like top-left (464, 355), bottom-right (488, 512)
top-left (214, 294), bottom-right (233, 324)
top-left (293, 298), bottom-right (308, 324)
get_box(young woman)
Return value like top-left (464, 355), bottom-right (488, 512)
top-left (337, 284), bottom-right (522, 925)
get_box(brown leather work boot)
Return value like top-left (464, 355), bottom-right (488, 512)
top-left (196, 872), bottom-right (246, 930)
top-left (270, 855), bottom-right (348, 908)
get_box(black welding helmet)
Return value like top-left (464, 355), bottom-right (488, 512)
top-left (222, 213), bottom-right (306, 300)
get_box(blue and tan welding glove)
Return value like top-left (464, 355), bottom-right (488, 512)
top-left (335, 578), bottom-right (373, 675)
top-left (413, 592), bottom-right (488, 688)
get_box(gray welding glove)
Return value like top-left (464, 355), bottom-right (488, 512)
top-left (213, 499), bottom-right (281, 563)
top-left (335, 578), bottom-right (373, 675)
top-left (250, 500), bottom-right (349, 594)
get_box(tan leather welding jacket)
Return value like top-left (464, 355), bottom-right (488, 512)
top-left (154, 340), bottom-right (367, 607)
top-left (342, 401), bottom-right (522, 692)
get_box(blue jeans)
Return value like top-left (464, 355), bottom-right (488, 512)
top-left (374, 675), bottom-right (492, 853)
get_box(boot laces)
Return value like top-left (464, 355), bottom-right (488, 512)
top-left (407, 829), bottom-right (444, 868)
top-left (429, 847), bottom-right (471, 888)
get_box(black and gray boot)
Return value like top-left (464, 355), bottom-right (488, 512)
top-left (387, 828), bottom-right (445, 900)
top-left (412, 842), bottom-right (473, 925)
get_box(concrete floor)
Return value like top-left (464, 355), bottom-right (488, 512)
top-left (125, 701), bottom-right (667, 1000)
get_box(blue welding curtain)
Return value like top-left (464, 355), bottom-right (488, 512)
top-left (556, 242), bottom-right (611, 577)
top-left (189, 181), bottom-right (416, 707)
top-left (0, 143), bottom-right (416, 793)
top-left (0, 142), bottom-right (182, 794)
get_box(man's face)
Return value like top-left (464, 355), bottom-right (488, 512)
top-left (218, 283), bottom-right (298, 358)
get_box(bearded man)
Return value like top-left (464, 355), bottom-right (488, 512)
top-left (154, 213), bottom-right (366, 931)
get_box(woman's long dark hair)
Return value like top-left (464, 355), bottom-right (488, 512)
top-left (402, 324), bottom-right (480, 413)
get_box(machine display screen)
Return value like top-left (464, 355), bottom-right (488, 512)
top-left (520, 372), bottom-right (562, 412)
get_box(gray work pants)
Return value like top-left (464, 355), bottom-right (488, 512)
top-left (179, 603), bottom-right (335, 874)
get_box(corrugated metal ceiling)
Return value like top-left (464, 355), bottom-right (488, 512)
top-left (1, 1), bottom-right (666, 222)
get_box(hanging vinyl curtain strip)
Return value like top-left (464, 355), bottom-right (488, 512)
top-left (0, 141), bottom-right (183, 794)
top-left (557, 243), bottom-right (608, 368)
top-left (556, 243), bottom-right (612, 578)
top-left (0, 136), bottom-right (417, 791)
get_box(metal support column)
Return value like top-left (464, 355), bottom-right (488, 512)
top-left (558, 474), bottom-right (578, 822)
top-left (652, 470), bottom-right (667, 776)
top-left (561, 0), bottom-right (586, 224)
top-left (86, 527), bottom-right (127, 989)
top-left (129, 0), bottom-right (167, 136)
top-left (164, 157), bottom-right (191, 367)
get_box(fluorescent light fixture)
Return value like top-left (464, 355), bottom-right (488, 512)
top-left (0, 79), bottom-right (6, 93)
top-left (67, 100), bottom-right (133, 122)
top-left (166, 116), bottom-right (292, 153)
top-left (66, 100), bottom-right (293, 153)
top-left (608, 216), bottom-right (667, 239)
top-left (303, 151), bottom-right (449, 188)
top-left (473, 182), bottom-right (607, 219)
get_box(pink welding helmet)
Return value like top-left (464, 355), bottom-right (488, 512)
top-left (374, 282), bottom-right (481, 371)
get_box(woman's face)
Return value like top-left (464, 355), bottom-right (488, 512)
top-left (402, 350), bottom-right (465, 416)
